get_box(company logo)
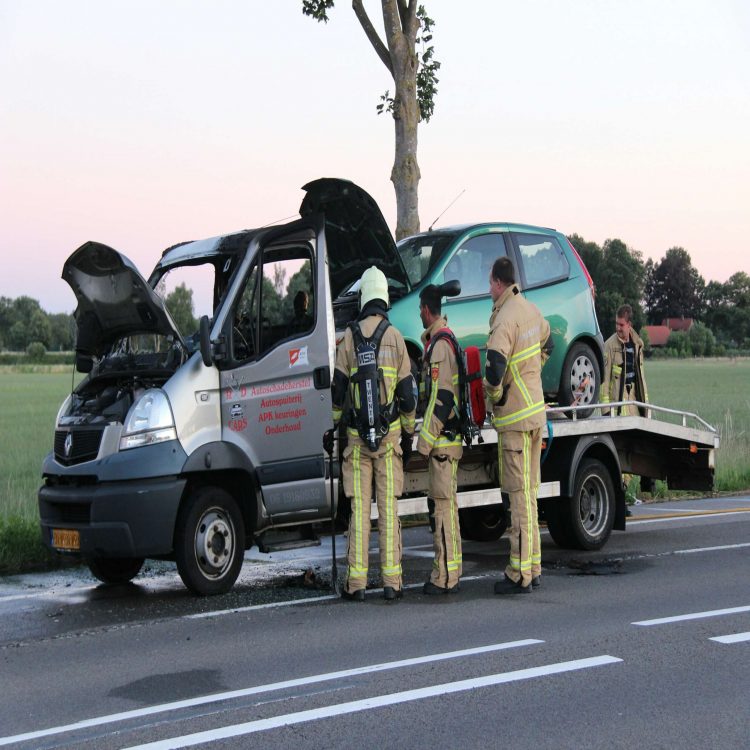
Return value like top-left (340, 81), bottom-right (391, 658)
top-left (230, 403), bottom-right (244, 418)
top-left (289, 346), bottom-right (309, 368)
top-left (64, 433), bottom-right (73, 458)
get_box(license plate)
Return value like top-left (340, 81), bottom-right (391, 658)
top-left (51, 528), bottom-right (80, 551)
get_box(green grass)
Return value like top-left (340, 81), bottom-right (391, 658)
top-left (0, 360), bottom-right (748, 571)
top-left (644, 358), bottom-right (750, 493)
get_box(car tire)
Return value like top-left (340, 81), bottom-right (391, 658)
top-left (459, 504), bottom-right (509, 542)
top-left (558, 342), bottom-right (601, 419)
top-left (87, 556), bottom-right (144, 585)
top-left (546, 458), bottom-right (615, 550)
top-left (174, 487), bottom-right (245, 596)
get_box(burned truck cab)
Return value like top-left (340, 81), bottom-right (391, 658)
top-left (39, 178), bottom-right (412, 595)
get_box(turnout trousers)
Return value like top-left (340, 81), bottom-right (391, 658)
top-left (342, 441), bottom-right (404, 593)
top-left (428, 453), bottom-right (462, 589)
top-left (498, 427), bottom-right (542, 587)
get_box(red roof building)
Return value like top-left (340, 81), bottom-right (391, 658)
top-left (662, 317), bottom-right (694, 332)
top-left (643, 325), bottom-right (671, 347)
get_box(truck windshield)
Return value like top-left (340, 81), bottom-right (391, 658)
top-left (152, 255), bottom-right (237, 345)
top-left (396, 233), bottom-right (457, 286)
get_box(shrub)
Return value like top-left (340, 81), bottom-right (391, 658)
top-left (25, 342), bottom-right (47, 362)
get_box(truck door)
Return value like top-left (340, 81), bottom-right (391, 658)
top-left (219, 224), bottom-right (334, 523)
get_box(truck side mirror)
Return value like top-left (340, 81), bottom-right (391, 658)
top-left (441, 279), bottom-right (461, 298)
top-left (75, 352), bottom-right (94, 373)
top-left (199, 315), bottom-right (212, 367)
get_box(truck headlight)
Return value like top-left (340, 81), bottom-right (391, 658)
top-left (55, 394), bottom-right (72, 426)
top-left (119, 389), bottom-right (177, 450)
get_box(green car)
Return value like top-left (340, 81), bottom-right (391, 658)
top-left (388, 223), bottom-right (604, 411)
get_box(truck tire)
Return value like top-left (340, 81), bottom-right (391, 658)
top-left (559, 342), bottom-right (600, 419)
top-left (459, 504), bottom-right (509, 542)
top-left (546, 458), bottom-right (615, 550)
top-left (174, 487), bottom-right (245, 596)
top-left (87, 556), bottom-right (144, 585)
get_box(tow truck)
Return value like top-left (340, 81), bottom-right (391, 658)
top-left (38, 178), bottom-right (719, 595)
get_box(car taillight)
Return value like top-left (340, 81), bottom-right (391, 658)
top-left (567, 238), bottom-right (596, 298)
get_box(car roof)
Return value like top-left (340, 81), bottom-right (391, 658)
top-left (405, 221), bottom-right (559, 239)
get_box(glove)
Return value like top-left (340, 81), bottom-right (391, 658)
top-left (400, 432), bottom-right (413, 465)
top-left (323, 428), bottom-right (335, 456)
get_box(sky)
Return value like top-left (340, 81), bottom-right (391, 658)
top-left (1, 0), bottom-right (748, 313)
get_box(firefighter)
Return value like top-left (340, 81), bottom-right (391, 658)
top-left (324, 266), bottom-right (416, 601)
top-left (416, 284), bottom-right (463, 595)
top-left (601, 304), bottom-right (652, 508)
top-left (484, 257), bottom-right (552, 595)
top-left (601, 303), bottom-right (649, 416)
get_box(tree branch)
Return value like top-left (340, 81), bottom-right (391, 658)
top-left (352, 0), bottom-right (393, 75)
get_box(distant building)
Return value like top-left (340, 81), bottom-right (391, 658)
top-left (643, 318), bottom-right (694, 348)
top-left (643, 325), bottom-right (671, 347)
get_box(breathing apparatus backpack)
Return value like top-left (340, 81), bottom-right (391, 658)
top-left (349, 318), bottom-right (394, 452)
top-left (424, 328), bottom-right (485, 446)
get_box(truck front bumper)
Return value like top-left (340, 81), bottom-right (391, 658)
top-left (39, 476), bottom-right (186, 558)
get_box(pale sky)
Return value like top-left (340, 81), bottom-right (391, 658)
top-left (1, 0), bottom-right (748, 313)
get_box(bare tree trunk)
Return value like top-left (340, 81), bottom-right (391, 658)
top-left (379, 0), bottom-right (421, 240)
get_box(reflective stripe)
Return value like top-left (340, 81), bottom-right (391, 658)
top-left (521, 431), bottom-right (533, 575)
top-left (352, 446), bottom-right (365, 578)
top-left (509, 342), bottom-right (541, 365)
top-left (448, 459), bottom-right (460, 571)
top-left (510, 362), bottom-right (533, 407)
top-left (332, 407), bottom-right (342, 422)
top-left (385, 444), bottom-right (395, 576)
top-left (492, 401), bottom-right (545, 428)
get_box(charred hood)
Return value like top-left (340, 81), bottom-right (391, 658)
top-left (63, 241), bottom-right (182, 358)
top-left (300, 178), bottom-right (409, 299)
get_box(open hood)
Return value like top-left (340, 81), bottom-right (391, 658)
top-left (300, 178), bottom-right (410, 299)
top-left (63, 241), bottom-right (182, 358)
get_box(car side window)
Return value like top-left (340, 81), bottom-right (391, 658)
top-left (232, 245), bottom-right (314, 363)
top-left (513, 233), bottom-right (569, 288)
top-left (443, 233), bottom-right (507, 297)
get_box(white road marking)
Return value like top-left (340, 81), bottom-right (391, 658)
top-left (186, 575), bottom-right (490, 619)
top-left (124, 655), bottom-right (622, 749)
top-left (627, 510), bottom-right (750, 525)
top-left (672, 543), bottom-right (750, 554)
top-left (0, 638), bottom-right (541, 747)
top-left (632, 605), bottom-right (750, 626)
top-left (709, 632), bottom-right (750, 644)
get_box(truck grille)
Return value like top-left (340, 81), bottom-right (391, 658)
top-left (54, 428), bottom-right (104, 466)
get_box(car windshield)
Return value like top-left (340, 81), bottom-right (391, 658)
top-left (396, 233), bottom-right (457, 286)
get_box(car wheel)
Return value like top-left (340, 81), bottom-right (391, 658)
top-left (546, 458), bottom-right (615, 550)
top-left (459, 504), bottom-right (509, 542)
top-left (559, 342), bottom-right (600, 419)
top-left (87, 556), bottom-right (144, 585)
top-left (174, 487), bottom-right (245, 595)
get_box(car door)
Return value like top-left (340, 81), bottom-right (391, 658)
top-left (219, 223), bottom-right (333, 524)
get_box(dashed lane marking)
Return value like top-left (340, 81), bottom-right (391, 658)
top-left (123, 655), bottom-right (622, 749)
top-left (709, 632), bottom-right (750, 644)
top-left (0, 638), bottom-right (541, 748)
top-left (632, 604), bottom-right (750, 626)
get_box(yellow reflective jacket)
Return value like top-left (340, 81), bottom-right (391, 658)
top-left (601, 329), bottom-right (648, 414)
top-left (484, 285), bottom-right (550, 433)
top-left (417, 316), bottom-right (463, 458)
top-left (333, 314), bottom-right (416, 446)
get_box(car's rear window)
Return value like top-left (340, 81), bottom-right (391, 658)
top-left (513, 233), bottom-right (569, 288)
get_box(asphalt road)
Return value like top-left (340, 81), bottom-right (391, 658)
top-left (1, 496), bottom-right (748, 749)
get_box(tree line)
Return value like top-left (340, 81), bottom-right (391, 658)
top-left (2, 241), bottom-right (748, 358)
top-left (569, 235), bottom-right (750, 356)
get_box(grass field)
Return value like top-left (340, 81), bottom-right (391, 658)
top-left (0, 359), bottom-right (748, 571)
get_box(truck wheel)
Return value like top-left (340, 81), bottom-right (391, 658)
top-left (547, 458), bottom-right (614, 550)
top-left (559, 343), bottom-right (600, 419)
top-left (87, 556), bottom-right (144, 585)
top-left (459, 504), bottom-right (509, 542)
top-left (174, 487), bottom-right (245, 595)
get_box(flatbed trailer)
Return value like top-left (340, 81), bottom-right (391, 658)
top-left (382, 401), bottom-right (719, 551)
